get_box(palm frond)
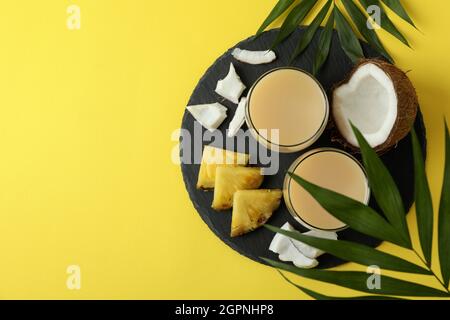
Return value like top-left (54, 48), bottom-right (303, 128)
top-left (359, 0), bottom-right (410, 47)
top-left (439, 121), bottom-right (450, 287)
top-left (257, 0), bottom-right (416, 72)
top-left (290, 0), bottom-right (333, 62)
top-left (277, 270), bottom-right (407, 300)
top-left (265, 124), bottom-right (450, 299)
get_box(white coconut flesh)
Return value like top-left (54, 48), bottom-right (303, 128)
top-left (186, 103), bottom-right (227, 132)
top-left (269, 229), bottom-right (318, 269)
top-left (333, 63), bottom-right (398, 148)
top-left (295, 229), bottom-right (338, 259)
top-left (227, 97), bottom-right (247, 137)
top-left (215, 63), bottom-right (246, 104)
top-left (231, 48), bottom-right (277, 65)
top-left (269, 222), bottom-right (338, 269)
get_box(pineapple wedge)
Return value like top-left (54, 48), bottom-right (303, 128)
top-left (197, 146), bottom-right (249, 190)
top-left (231, 189), bottom-right (282, 237)
top-left (212, 167), bottom-right (263, 210)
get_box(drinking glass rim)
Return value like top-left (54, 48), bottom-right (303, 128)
top-left (245, 67), bottom-right (329, 149)
top-left (283, 147), bottom-right (371, 232)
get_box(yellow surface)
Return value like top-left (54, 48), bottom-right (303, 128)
top-left (0, 0), bottom-right (449, 299)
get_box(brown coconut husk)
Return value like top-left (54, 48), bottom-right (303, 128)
top-left (331, 59), bottom-right (419, 155)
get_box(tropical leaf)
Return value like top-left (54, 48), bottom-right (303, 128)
top-left (278, 271), bottom-right (407, 300)
top-left (412, 128), bottom-right (434, 266)
top-left (264, 258), bottom-right (449, 297)
top-left (288, 172), bottom-right (409, 248)
top-left (312, 11), bottom-right (334, 75)
top-left (341, 0), bottom-right (393, 63)
top-left (256, 0), bottom-right (296, 36)
top-left (334, 6), bottom-right (364, 63)
top-left (359, 0), bottom-right (410, 47)
top-left (259, 0), bottom-right (417, 73)
top-left (351, 124), bottom-right (412, 247)
top-left (290, 0), bottom-right (332, 62)
top-left (256, 1), bottom-right (444, 300)
top-left (272, 0), bottom-right (318, 49)
top-left (381, 0), bottom-right (416, 28)
top-left (265, 225), bottom-right (430, 275)
top-left (439, 121), bottom-right (450, 287)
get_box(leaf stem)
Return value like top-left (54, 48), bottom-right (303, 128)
top-left (412, 249), bottom-right (449, 293)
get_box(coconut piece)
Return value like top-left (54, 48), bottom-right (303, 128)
top-left (232, 48), bottom-right (277, 65)
top-left (332, 59), bottom-right (418, 153)
top-left (295, 229), bottom-right (338, 259)
top-left (227, 97), bottom-right (247, 137)
top-left (269, 223), bottom-right (320, 269)
top-left (269, 226), bottom-right (319, 269)
top-left (215, 63), bottom-right (246, 104)
top-left (271, 223), bottom-right (338, 259)
top-left (269, 222), bottom-right (339, 267)
top-left (186, 103), bottom-right (227, 132)
top-left (274, 237), bottom-right (319, 269)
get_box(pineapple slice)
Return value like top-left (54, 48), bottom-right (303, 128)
top-left (197, 146), bottom-right (249, 189)
top-left (231, 189), bottom-right (282, 237)
top-left (212, 167), bottom-right (263, 210)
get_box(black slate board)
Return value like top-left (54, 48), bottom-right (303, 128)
top-left (180, 27), bottom-right (427, 269)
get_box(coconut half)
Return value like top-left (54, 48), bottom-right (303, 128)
top-left (332, 59), bottom-right (418, 153)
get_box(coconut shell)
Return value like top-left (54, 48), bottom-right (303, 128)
top-left (331, 59), bottom-right (419, 154)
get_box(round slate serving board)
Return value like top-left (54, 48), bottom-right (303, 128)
top-left (180, 27), bottom-right (426, 269)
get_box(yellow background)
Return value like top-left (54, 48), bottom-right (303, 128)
top-left (0, 0), bottom-right (449, 299)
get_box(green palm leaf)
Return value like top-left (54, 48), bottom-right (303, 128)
top-left (264, 258), bottom-right (449, 297)
top-left (412, 128), bottom-right (434, 266)
top-left (334, 6), bottom-right (364, 63)
top-left (265, 225), bottom-right (430, 275)
top-left (256, 0), bottom-right (296, 36)
top-left (351, 124), bottom-right (412, 247)
top-left (312, 11), bottom-right (334, 75)
top-left (272, 0), bottom-right (318, 49)
top-left (381, 0), bottom-right (416, 28)
top-left (259, 0), bottom-right (417, 73)
top-left (278, 271), bottom-right (407, 300)
top-left (341, 0), bottom-right (393, 63)
top-left (439, 121), bottom-right (450, 287)
top-left (288, 172), bottom-right (409, 248)
top-left (359, 0), bottom-right (410, 47)
top-left (290, 0), bottom-right (332, 62)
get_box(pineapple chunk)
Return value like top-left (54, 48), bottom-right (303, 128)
top-left (212, 167), bottom-right (264, 210)
top-left (197, 146), bottom-right (249, 189)
top-left (231, 189), bottom-right (282, 237)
